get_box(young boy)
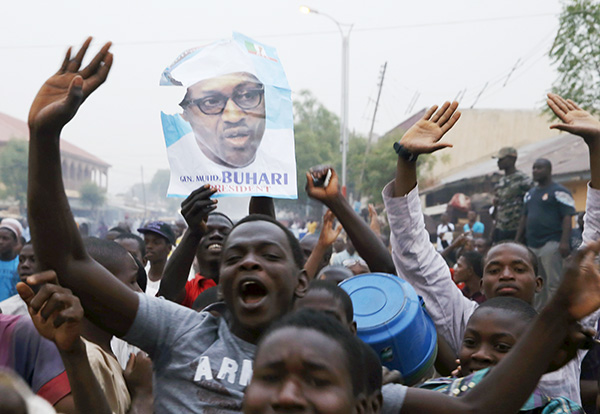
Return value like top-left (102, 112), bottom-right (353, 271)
top-left (382, 98), bottom-right (600, 403)
top-left (26, 37), bottom-right (308, 412)
top-left (246, 245), bottom-right (600, 414)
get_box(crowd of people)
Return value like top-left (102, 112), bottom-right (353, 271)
top-left (2, 37), bottom-right (600, 414)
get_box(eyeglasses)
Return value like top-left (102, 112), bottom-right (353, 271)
top-left (182, 83), bottom-right (265, 115)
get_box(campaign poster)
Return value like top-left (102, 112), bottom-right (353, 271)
top-left (160, 32), bottom-right (297, 198)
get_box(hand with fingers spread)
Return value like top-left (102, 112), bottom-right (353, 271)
top-left (547, 93), bottom-right (600, 147)
top-left (399, 101), bottom-right (461, 155)
top-left (180, 184), bottom-right (218, 237)
top-left (305, 166), bottom-right (340, 205)
top-left (16, 270), bottom-right (84, 353)
top-left (28, 36), bottom-right (113, 135)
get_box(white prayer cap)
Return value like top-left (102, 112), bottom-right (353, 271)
top-left (0, 368), bottom-right (57, 413)
top-left (160, 39), bottom-right (258, 88)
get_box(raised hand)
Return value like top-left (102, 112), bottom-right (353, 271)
top-left (305, 166), bottom-right (340, 205)
top-left (180, 184), bottom-right (218, 236)
top-left (399, 101), bottom-right (461, 155)
top-left (547, 93), bottom-right (600, 148)
top-left (16, 270), bottom-right (84, 353)
top-left (28, 37), bottom-right (113, 135)
top-left (556, 240), bottom-right (600, 321)
top-left (318, 210), bottom-right (343, 247)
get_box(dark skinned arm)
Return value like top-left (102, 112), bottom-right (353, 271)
top-left (158, 185), bottom-right (216, 303)
top-left (305, 168), bottom-right (396, 274)
top-left (249, 196), bottom-right (275, 218)
top-left (303, 210), bottom-right (342, 280)
top-left (17, 273), bottom-right (112, 414)
top-left (402, 242), bottom-right (600, 414)
top-left (27, 37), bottom-right (137, 337)
top-left (560, 215), bottom-right (572, 258)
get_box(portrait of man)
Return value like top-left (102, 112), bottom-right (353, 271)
top-left (160, 33), bottom-right (297, 199)
top-left (180, 72), bottom-right (266, 168)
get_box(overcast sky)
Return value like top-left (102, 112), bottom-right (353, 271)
top-left (1, 0), bottom-right (563, 195)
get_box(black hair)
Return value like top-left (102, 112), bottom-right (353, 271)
top-left (459, 251), bottom-right (484, 279)
top-left (473, 296), bottom-right (538, 324)
top-left (260, 308), bottom-right (364, 395)
top-left (358, 340), bottom-right (382, 395)
top-left (306, 279), bottom-right (354, 323)
top-left (115, 232), bottom-right (146, 258)
top-left (83, 237), bottom-right (130, 272)
top-left (208, 211), bottom-right (234, 227)
top-left (486, 240), bottom-right (539, 276)
top-left (133, 255), bottom-right (147, 292)
top-left (317, 265), bottom-right (354, 284)
top-left (300, 233), bottom-right (333, 264)
top-left (228, 214), bottom-right (304, 269)
top-left (108, 226), bottom-right (127, 234)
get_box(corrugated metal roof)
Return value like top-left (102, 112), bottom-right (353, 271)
top-left (422, 133), bottom-right (589, 193)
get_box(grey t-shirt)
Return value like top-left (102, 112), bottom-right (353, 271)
top-left (381, 383), bottom-right (408, 414)
top-left (123, 293), bottom-right (255, 413)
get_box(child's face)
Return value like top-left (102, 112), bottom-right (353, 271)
top-left (244, 326), bottom-right (360, 414)
top-left (459, 308), bottom-right (529, 375)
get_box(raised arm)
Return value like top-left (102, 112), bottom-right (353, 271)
top-left (27, 38), bottom-right (137, 336)
top-left (249, 196), bottom-right (275, 218)
top-left (403, 242), bottom-right (600, 414)
top-left (303, 210), bottom-right (342, 281)
top-left (383, 102), bottom-right (476, 353)
top-left (305, 167), bottom-right (396, 274)
top-left (17, 272), bottom-right (112, 414)
top-left (158, 185), bottom-right (216, 303)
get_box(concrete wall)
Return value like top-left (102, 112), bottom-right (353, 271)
top-left (425, 109), bottom-right (560, 183)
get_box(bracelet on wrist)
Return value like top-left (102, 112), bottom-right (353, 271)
top-left (393, 142), bottom-right (418, 162)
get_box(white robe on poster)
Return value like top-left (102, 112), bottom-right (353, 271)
top-left (166, 128), bottom-right (297, 198)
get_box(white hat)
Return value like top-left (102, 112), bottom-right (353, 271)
top-left (0, 218), bottom-right (23, 239)
top-left (160, 39), bottom-right (258, 88)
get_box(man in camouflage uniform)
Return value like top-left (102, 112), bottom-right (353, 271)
top-left (491, 147), bottom-right (532, 242)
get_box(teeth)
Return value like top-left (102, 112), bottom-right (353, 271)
top-left (208, 244), bottom-right (222, 251)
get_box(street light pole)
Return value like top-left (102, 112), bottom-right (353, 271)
top-left (301, 6), bottom-right (353, 196)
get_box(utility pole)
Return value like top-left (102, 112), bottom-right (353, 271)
top-left (357, 62), bottom-right (387, 197)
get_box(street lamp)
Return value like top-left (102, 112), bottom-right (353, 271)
top-left (300, 6), bottom-right (353, 196)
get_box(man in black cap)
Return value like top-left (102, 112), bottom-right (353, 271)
top-left (137, 221), bottom-right (175, 296)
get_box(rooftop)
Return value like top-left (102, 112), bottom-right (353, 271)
top-left (0, 112), bottom-right (110, 168)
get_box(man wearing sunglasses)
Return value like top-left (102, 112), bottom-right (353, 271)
top-left (180, 72), bottom-right (266, 168)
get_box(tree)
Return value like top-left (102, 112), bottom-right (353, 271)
top-left (79, 181), bottom-right (105, 211)
top-left (276, 90), bottom-right (342, 216)
top-left (549, 0), bottom-right (600, 114)
top-left (0, 139), bottom-right (28, 211)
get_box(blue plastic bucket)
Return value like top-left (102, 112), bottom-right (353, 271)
top-left (339, 273), bottom-right (437, 385)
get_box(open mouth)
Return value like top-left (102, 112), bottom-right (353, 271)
top-left (240, 280), bottom-right (268, 305)
top-left (207, 243), bottom-right (222, 252)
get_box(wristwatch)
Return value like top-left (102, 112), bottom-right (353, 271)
top-left (393, 142), bottom-right (418, 162)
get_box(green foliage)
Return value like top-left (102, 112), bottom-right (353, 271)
top-left (548, 0), bottom-right (600, 114)
top-left (79, 181), bottom-right (105, 210)
top-left (150, 169), bottom-right (171, 200)
top-left (277, 90), bottom-right (342, 215)
top-left (0, 139), bottom-right (28, 209)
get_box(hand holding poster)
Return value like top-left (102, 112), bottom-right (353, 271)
top-left (160, 33), bottom-right (297, 199)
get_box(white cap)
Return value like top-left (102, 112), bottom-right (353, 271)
top-left (160, 39), bottom-right (258, 88)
